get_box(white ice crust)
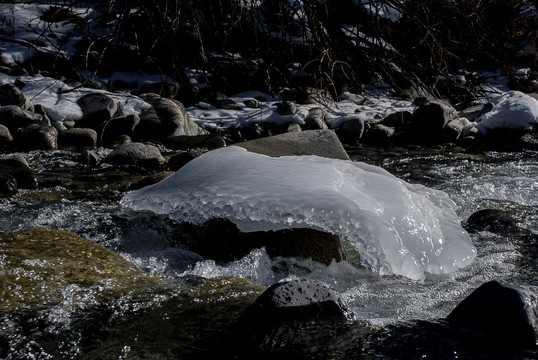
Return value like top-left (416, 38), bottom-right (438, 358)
top-left (121, 146), bottom-right (476, 280)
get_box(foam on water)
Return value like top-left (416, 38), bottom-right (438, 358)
top-left (121, 146), bottom-right (476, 280)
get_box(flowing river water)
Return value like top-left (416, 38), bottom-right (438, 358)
top-left (1, 144), bottom-right (537, 358)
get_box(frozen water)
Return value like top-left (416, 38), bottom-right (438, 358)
top-left (122, 146), bottom-right (476, 280)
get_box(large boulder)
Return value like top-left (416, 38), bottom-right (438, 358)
top-left (234, 129), bottom-right (349, 160)
top-left (0, 228), bottom-right (156, 311)
top-left (446, 280), bottom-right (537, 349)
top-left (139, 93), bottom-right (208, 137)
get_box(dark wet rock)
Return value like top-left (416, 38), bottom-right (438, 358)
top-left (33, 104), bottom-right (52, 127)
top-left (411, 99), bottom-right (458, 134)
top-left (78, 149), bottom-right (102, 166)
top-left (0, 83), bottom-right (34, 111)
top-left (129, 171), bottom-right (173, 191)
top-left (235, 129), bottom-right (349, 159)
top-left (192, 218), bottom-right (344, 266)
top-left (76, 92), bottom-right (118, 127)
top-left (0, 124), bottom-right (13, 146)
top-left (338, 115), bottom-right (365, 143)
top-left (363, 123), bottom-right (395, 145)
top-left (0, 228), bottom-right (157, 312)
top-left (382, 110), bottom-right (412, 130)
top-left (80, 276), bottom-right (264, 360)
top-left (446, 280), bottom-right (537, 349)
top-left (464, 209), bottom-right (521, 235)
top-left (131, 106), bottom-right (161, 141)
top-left (163, 134), bottom-right (226, 150)
top-left (276, 100), bottom-right (297, 115)
top-left (105, 142), bottom-right (165, 168)
top-left (139, 93), bottom-right (208, 137)
top-left (213, 93), bottom-right (242, 110)
top-left (0, 105), bottom-right (43, 131)
top-left (0, 155), bottom-right (37, 189)
top-left (16, 124), bottom-right (58, 151)
top-left (59, 127), bottom-right (98, 148)
top-left (168, 149), bottom-right (206, 171)
top-left (100, 114), bottom-right (139, 144)
top-left (303, 107), bottom-right (328, 130)
top-left (141, 81), bottom-right (180, 98)
top-left (0, 174), bottom-right (17, 196)
top-left (240, 279), bottom-right (356, 324)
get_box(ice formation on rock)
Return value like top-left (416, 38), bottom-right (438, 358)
top-left (476, 91), bottom-right (538, 133)
top-left (121, 146), bottom-right (476, 280)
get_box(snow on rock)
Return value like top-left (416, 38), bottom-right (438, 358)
top-left (121, 146), bottom-right (476, 280)
top-left (0, 74), bottom-right (151, 125)
top-left (475, 91), bottom-right (538, 133)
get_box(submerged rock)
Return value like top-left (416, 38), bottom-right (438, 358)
top-left (465, 208), bottom-right (521, 235)
top-left (0, 228), bottom-right (157, 312)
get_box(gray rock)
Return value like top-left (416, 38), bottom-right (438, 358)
top-left (33, 104), bottom-right (52, 127)
top-left (105, 142), bottom-right (165, 168)
top-left (243, 99), bottom-right (260, 108)
top-left (234, 129), bottom-right (349, 160)
top-left (78, 150), bottom-right (102, 166)
top-left (59, 128), bottom-right (98, 148)
top-left (133, 107), bottom-right (161, 140)
top-left (303, 107), bottom-right (328, 130)
top-left (459, 102), bottom-right (494, 122)
top-left (286, 123), bottom-right (302, 132)
top-left (242, 279), bottom-right (356, 323)
top-left (139, 93), bottom-right (208, 137)
top-left (0, 105), bottom-right (43, 131)
top-left (442, 118), bottom-right (465, 142)
top-left (76, 92), bottom-right (118, 124)
top-left (167, 149), bottom-right (206, 171)
top-left (163, 134), bottom-right (226, 150)
top-left (411, 99), bottom-right (458, 132)
top-left (276, 101), bottom-right (297, 115)
top-left (0, 124), bottom-right (13, 146)
top-left (0, 83), bottom-right (34, 111)
top-left (446, 280), bottom-right (537, 348)
top-left (338, 115), bottom-right (365, 142)
top-left (17, 124), bottom-right (58, 151)
top-left (0, 155), bottom-right (37, 189)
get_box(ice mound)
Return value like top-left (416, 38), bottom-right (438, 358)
top-left (475, 91), bottom-right (538, 133)
top-left (121, 146), bottom-right (476, 280)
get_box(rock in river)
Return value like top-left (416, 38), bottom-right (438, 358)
top-left (0, 228), bottom-right (157, 312)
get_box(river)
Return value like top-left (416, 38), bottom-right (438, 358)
top-left (1, 144), bottom-right (537, 358)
